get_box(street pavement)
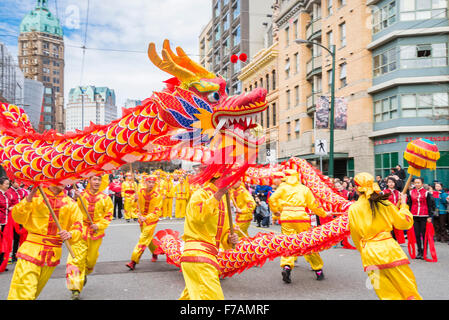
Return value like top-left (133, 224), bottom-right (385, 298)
top-left (1, 217), bottom-right (448, 300)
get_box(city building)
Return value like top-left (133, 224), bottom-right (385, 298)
top-left (0, 42), bottom-right (24, 106)
top-left (23, 78), bottom-right (44, 129)
top-left (367, 0), bottom-right (449, 183)
top-left (239, 2), bottom-right (280, 164)
top-left (200, 0), bottom-right (273, 95)
top-left (66, 86), bottom-right (117, 132)
top-left (124, 98), bottom-right (142, 109)
top-left (273, 0), bottom-right (374, 178)
top-left (18, 0), bottom-right (65, 132)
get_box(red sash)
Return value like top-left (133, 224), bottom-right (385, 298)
top-left (423, 222), bottom-right (437, 262)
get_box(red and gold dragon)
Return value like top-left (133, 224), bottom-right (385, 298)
top-left (0, 40), bottom-right (352, 277)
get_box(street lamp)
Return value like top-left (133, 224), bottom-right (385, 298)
top-left (295, 38), bottom-right (336, 178)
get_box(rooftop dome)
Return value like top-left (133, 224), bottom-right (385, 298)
top-left (20, 0), bottom-right (63, 37)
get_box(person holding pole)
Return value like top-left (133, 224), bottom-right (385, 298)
top-left (126, 175), bottom-right (163, 270)
top-left (268, 169), bottom-right (332, 284)
top-left (66, 174), bottom-right (113, 300)
top-left (8, 185), bottom-right (83, 300)
top-left (178, 173), bottom-right (239, 300)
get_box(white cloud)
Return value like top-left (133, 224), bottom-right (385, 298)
top-left (60, 0), bottom-right (212, 113)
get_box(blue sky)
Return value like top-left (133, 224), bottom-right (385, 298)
top-left (0, 0), bottom-right (212, 113)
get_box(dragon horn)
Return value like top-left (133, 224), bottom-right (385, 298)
top-left (148, 42), bottom-right (197, 82)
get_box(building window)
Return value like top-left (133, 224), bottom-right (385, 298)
top-left (223, 14), bottom-right (229, 31)
top-left (214, 25), bottom-right (221, 42)
top-left (293, 19), bottom-right (298, 40)
top-left (339, 0), bottom-right (347, 6)
top-left (327, 69), bottom-right (333, 92)
top-left (373, 47), bottom-right (397, 76)
top-left (294, 85), bottom-right (299, 106)
top-left (286, 89), bottom-right (291, 109)
top-left (285, 58), bottom-right (290, 79)
top-left (400, 43), bottom-right (448, 69)
top-left (272, 70), bottom-right (276, 90)
top-left (285, 26), bottom-right (290, 47)
top-left (328, 0), bottom-right (333, 15)
top-left (339, 23), bottom-right (346, 47)
top-left (374, 96), bottom-right (398, 122)
top-left (375, 152), bottom-right (399, 178)
top-left (214, 51), bottom-right (220, 65)
top-left (266, 74), bottom-right (270, 92)
top-left (401, 92), bottom-right (449, 118)
top-left (214, 1), bottom-right (220, 18)
top-left (232, 0), bottom-right (240, 20)
top-left (400, 0), bottom-right (447, 21)
top-left (266, 105), bottom-right (270, 128)
top-left (232, 81), bottom-right (242, 95)
top-left (272, 102), bottom-right (276, 125)
top-left (339, 63), bottom-right (347, 88)
top-left (295, 119), bottom-right (300, 139)
top-left (43, 42), bottom-right (49, 49)
top-left (372, 1), bottom-right (396, 33)
top-left (294, 52), bottom-right (299, 74)
top-left (286, 122), bottom-right (291, 141)
top-left (232, 26), bottom-right (240, 47)
top-left (222, 37), bottom-right (230, 56)
top-left (44, 106), bottom-right (52, 113)
top-left (43, 59), bottom-right (50, 65)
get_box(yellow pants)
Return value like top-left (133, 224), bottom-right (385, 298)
top-left (124, 197), bottom-right (138, 219)
top-left (66, 237), bottom-right (103, 292)
top-left (175, 199), bottom-right (187, 218)
top-left (163, 198), bottom-right (173, 218)
top-left (179, 261), bottom-right (224, 300)
top-left (280, 221), bottom-right (323, 270)
top-left (367, 264), bottom-right (422, 300)
top-left (8, 259), bottom-right (55, 300)
top-left (131, 223), bottom-right (158, 264)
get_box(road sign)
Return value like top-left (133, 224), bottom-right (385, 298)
top-left (315, 139), bottom-right (327, 155)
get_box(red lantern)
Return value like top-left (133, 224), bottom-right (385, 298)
top-left (239, 53), bottom-right (247, 62)
top-left (230, 54), bottom-right (238, 63)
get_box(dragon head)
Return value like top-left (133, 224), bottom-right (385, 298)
top-left (148, 40), bottom-right (267, 159)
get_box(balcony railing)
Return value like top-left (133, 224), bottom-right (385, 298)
top-left (306, 19), bottom-right (322, 41)
top-left (306, 55), bottom-right (322, 78)
top-left (306, 91), bottom-right (322, 114)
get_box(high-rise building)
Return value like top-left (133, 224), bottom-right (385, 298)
top-left (0, 42), bottom-right (24, 106)
top-left (200, 0), bottom-right (273, 94)
top-left (18, 0), bottom-right (65, 132)
top-left (367, 0), bottom-right (449, 182)
top-left (23, 78), bottom-right (44, 130)
top-left (65, 86), bottom-right (117, 132)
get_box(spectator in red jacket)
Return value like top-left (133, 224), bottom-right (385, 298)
top-left (335, 181), bottom-right (349, 200)
top-left (6, 180), bottom-right (29, 263)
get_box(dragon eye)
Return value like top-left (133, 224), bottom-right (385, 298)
top-left (208, 92), bottom-right (220, 103)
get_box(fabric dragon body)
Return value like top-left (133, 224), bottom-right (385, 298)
top-left (0, 40), bottom-right (267, 186)
top-left (153, 157), bottom-right (354, 278)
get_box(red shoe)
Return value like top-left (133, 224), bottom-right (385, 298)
top-left (126, 261), bottom-right (136, 270)
top-left (151, 254), bottom-right (158, 262)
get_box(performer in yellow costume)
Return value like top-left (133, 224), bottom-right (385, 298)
top-left (66, 174), bottom-right (113, 300)
top-left (268, 169), bottom-right (331, 283)
top-left (162, 173), bottom-right (174, 219)
top-left (174, 175), bottom-right (189, 219)
top-left (122, 172), bottom-right (139, 222)
top-left (231, 179), bottom-right (256, 237)
top-left (8, 185), bottom-right (83, 300)
top-left (349, 172), bottom-right (422, 300)
top-left (126, 175), bottom-right (163, 270)
top-left (179, 175), bottom-right (239, 300)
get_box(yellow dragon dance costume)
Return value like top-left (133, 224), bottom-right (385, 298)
top-left (66, 175), bottom-right (113, 295)
top-left (268, 169), bottom-right (328, 282)
top-left (122, 173), bottom-right (139, 220)
top-left (179, 181), bottom-right (234, 300)
top-left (8, 188), bottom-right (83, 300)
top-left (349, 172), bottom-right (422, 300)
top-left (127, 175), bottom-right (163, 269)
top-left (174, 176), bottom-right (189, 219)
top-left (231, 181), bottom-right (256, 236)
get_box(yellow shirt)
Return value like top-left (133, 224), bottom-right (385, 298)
top-left (231, 184), bottom-right (256, 222)
top-left (12, 190), bottom-right (83, 267)
top-left (138, 187), bottom-right (163, 222)
top-left (77, 189), bottom-right (113, 240)
top-left (121, 180), bottom-right (138, 198)
top-left (181, 182), bottom-right (233, 269)
top-left (268, 180), bottom-right (327, 221)
top-left (174, 180), bottom-right (190, 200)
top-left (348, 195), bottom-right (413, 271)
top-left (167, 180), bottom-right (178, 198)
